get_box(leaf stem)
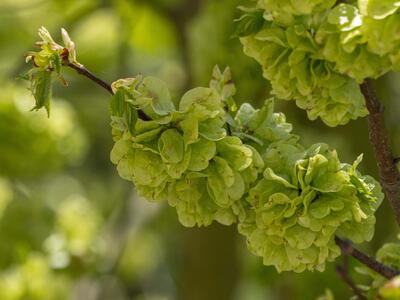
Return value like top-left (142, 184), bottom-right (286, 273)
top-left (360, 80), bottom-right (400, 227)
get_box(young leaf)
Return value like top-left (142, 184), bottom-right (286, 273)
top-left (234, 8), bottom-right (265, 37)
top-left (31, 70), bottom-right (53, 116)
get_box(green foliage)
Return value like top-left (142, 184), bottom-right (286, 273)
top-left (21, 27), bottom-right (79, 115)
top-left (378, 275), bottom-right (400, 300)
top-left (110, 67), bottom-right (383, 272)
top-left (240, 143), bottom-right (382, 272)
top-left (377, 242), bottom-right (400, 270)
top-left (0, 173), bottom-right (142, 300)
top-left (238, 0), bottom-right (400, 126)
top-left (315, 3), bottom-right (395, 81)
top-left (240, 14), bottom-right (368, 126)
top-left (17, 14), bottom-right (395, 297)
top-left (0, 85), bottom-right (87, 178)
top-left (188, 0), bottom-right (266, 102)
top-left (9, 1), bottom-right (399, 298)
top-left (0, 175), bottom-right (106, 300)
top-left (258, 0), bottom-right (336, 26)
top-left (316, 289), bottom-right (335, 300)
top-left (110, 68), bottom-right (255, 227)
top-left (355, 238), bottom-right (400, 298)
top-left (0, 254), bottom-right (70, 300)
top-left (234, 7), bottom-right (265, 38)
top-left (29, 70), bottom-right (53, 116)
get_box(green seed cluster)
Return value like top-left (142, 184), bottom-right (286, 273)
top-left (237, 0), bottom-right (400, 126)
top-left (110, 69), bottom-right (261, 227)
top-left (240, 143), bottom-right (382, 272)
top-left (317, 1), bottom-right (400, 82)
top-left (23, 26), bottom-right (385, 273)
top-left (110, 67), bottom-right (383, 272)
top-left (356, 238), bottom-right (400, 298)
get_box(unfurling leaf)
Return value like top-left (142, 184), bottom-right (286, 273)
top-left (31, 70), bottom-right (53, 116)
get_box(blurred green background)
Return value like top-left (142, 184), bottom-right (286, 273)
top-left (0, 0), bottom-right (399, 299)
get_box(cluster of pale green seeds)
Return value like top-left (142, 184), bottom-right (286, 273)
top-left (22, 27), bottom-right (384, 273)
top-left (237, 0), bottom-right (400, 126)
top-left (109, 66), bottom-right (383, 272)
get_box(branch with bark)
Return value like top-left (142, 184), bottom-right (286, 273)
top-left (64, 61), bottom-right (150, 121)
top-left (335, 237), bottom-right (400, 279)
top-left (66, 61), bottom-right (113, 95)
top-left (360, 80), bottom-right (400, 226)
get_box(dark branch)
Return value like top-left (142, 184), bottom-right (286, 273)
top-left (360, 80), bottom-right (400, 226)
top-left (336, 256), bottom-right (367, 300)
top-left (66, 62), bottom-right (113, 95)
top-left (335, 236), bottom-right (400, 279)
top-left (65, 61), bottom-right (150, 121)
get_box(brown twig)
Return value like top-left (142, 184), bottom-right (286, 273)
top-left (335, 236), bottom-right (400, 279)
top-left (336, 255), bottom-right (367, 300)
top-left (360, 80), bottom-right (400, 226)
top-left (64, 61), bottom-right (150, 120)
top-left (66, 62), bottom-right (113, 95)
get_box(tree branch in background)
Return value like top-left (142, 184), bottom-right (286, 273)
top-left (335, 236), bottom-right (400, 279)
top-left (336, 255), bottom-right (367, 300)
top-left (360, 80), bottom-right (400, 227)
top-left (136, 0), bottom-right (203, 90)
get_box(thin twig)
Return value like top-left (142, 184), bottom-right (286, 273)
top-left (360, 80), bottom-right (400, 226)
top-left (337, 269), bottom-right (366, 300)
top-left (64, 61), bottom-right (150, 120)
top-left (335, 236), bottom-right (400, 279)
top-left (336, 257), bottom-right (367, 300)
top-left (66, 62), bottom-right (113, 95)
